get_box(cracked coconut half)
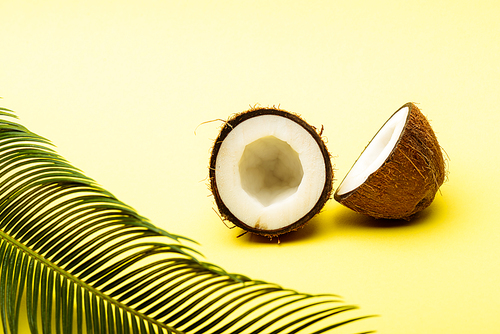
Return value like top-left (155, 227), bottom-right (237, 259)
top-left (210, 107), bottom-right (333, 237)
top-left (334, 102), bottom-right (446, 220)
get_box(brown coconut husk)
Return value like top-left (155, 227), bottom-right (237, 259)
top-left (209, 107), bottom-right (333, 237)
top-left (334, 102), bottom-right (446, 220)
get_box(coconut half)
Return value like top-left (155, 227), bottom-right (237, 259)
top-left (210, 107), bottom-right (333, 237)
top-left (334, 102), bottom-right (446, 220)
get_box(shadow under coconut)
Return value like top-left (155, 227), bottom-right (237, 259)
top-left (333, 203), bottom-right (440, 229)
top-left (231, 198), bottom-right (445, 244)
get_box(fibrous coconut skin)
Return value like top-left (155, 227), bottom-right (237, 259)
top-left (209, 107), bottom-right (333, 237)
top-left (334, 102), bottom-right (446, 220)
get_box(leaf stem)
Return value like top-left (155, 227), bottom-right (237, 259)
top-left (0, 230), bottom-right (183, 334)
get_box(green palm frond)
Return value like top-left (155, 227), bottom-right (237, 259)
top-left (0, 107), bottom-right (374, 334)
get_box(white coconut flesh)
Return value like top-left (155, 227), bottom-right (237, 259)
top-left (336, 106), bottom-right (410, 196)
top-left (215, 115), bottom-right (326, 231)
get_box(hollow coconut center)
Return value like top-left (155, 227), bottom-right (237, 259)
top-left (215, 115), bottom-right (326, 231)
top-left (336, 106), bottom-right (409, 195)
top-left (239, 136), bottom-right (304, 207)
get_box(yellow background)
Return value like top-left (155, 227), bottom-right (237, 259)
top-left (1, 1), bottom-right (499, 333)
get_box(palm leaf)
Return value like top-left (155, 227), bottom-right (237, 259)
top-left (0, 107), bottom-right (375, 334)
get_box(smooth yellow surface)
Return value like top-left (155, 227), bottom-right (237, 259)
top-left (1, 1), bottom-right (500, 333)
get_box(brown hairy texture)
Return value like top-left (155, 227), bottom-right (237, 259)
top-left (209, 107), bottom-right (333, 237)
top-left (334, 102), bottom-right (446, 220)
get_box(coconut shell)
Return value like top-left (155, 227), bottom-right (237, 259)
top-left (334, 102), bottom-right (446, 220)
top-left (209, 107), bottom-right (333, 237)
